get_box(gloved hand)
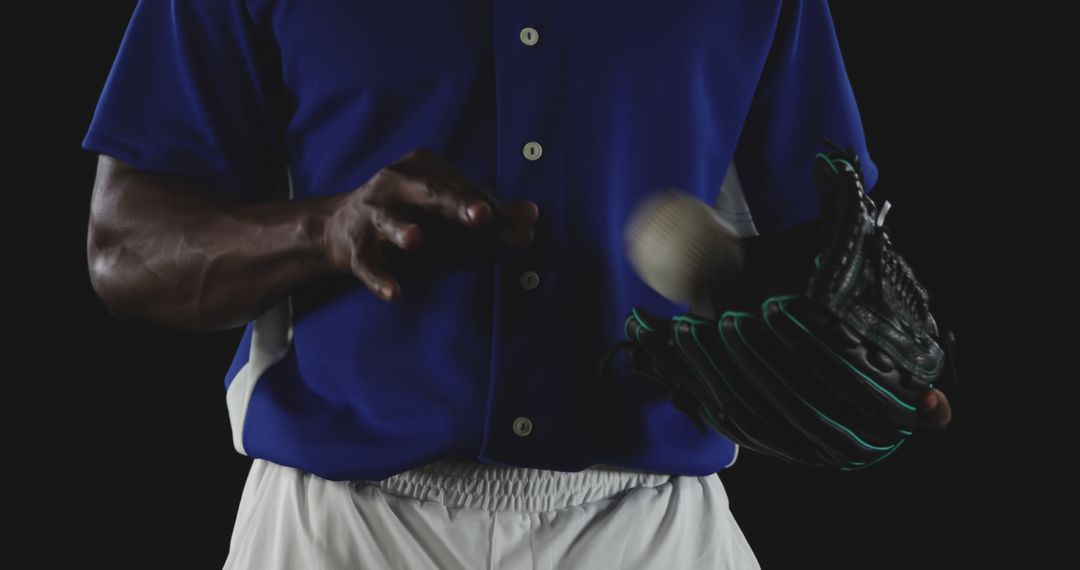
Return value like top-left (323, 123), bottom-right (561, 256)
top-left (600, 138), bottom-right (958, 470)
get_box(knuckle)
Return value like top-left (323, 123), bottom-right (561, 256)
top-left (358, 192), bottom-right (384, 217)
top-left (369, 167), bottom-right (391, 186)
top-left (407, 147), bottom-right (432, 160)
top-left (369, 208), bottom-right (386, 231)
top-left (370, 168), bottom-right (401, 192)
top-left (417, 176), bottom-right (441, 200)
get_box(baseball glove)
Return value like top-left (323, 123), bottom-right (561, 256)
top-left (598, 137), bottom-right (958, 471)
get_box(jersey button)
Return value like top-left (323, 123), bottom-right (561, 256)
top-left (513, 417), bottom-right (533, 437)
top-left (522, 141), bottom-right (543, 161)
top-left (520, 270), bottom-right (540, 290)
top-left (519, 27), bottom-right (539, 46)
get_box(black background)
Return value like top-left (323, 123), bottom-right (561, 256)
top-left (16, 1), bottom-right (1052, 568)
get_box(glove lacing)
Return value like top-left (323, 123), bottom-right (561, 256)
top-left (814, 135), bottom-right (959, 387)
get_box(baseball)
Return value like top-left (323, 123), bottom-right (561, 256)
top-left (624, 188), bottom-right (744, 304)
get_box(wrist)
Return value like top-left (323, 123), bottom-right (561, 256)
top-left (298, 192), bottom-right (346, 275)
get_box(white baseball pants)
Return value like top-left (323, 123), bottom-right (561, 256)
top-left (222, 457), bottom-right (761, 569)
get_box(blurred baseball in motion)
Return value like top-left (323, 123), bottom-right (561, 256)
top-left (624, 188), bottom-right (744, 304)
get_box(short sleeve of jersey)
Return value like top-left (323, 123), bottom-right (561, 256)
top-left (80, 0), bottom-right (284, 202)
top-left (733, 0), bottom-right (880, 235)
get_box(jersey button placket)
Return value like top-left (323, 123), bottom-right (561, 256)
top-left (509, 20), bottom-right (543, 444)
top-left (519, 17), bottom-right (543, 161)
top-left (518, 25), bottom-right (543, 296)
top-left (518, 141), bottom-right (541, 290)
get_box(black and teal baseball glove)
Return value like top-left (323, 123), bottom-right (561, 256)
top-left (599, 137), bottom-right (958, 471)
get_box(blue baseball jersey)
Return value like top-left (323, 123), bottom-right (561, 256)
top-left (82, 0), bottom-right (878, 481)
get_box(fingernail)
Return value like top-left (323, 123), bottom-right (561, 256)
top-left (923, 393), bottom-right (939, 410)
top-left (472, 202), bottom-right (491, 223)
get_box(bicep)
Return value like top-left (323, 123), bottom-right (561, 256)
top-left (81, 0), bottom-right (284, 204)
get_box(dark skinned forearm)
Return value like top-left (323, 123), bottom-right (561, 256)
top-left (86, 156), bottom-right (344, 333)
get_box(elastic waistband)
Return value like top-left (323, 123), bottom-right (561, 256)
top-left (353, 458), bottom-right (675, 513)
